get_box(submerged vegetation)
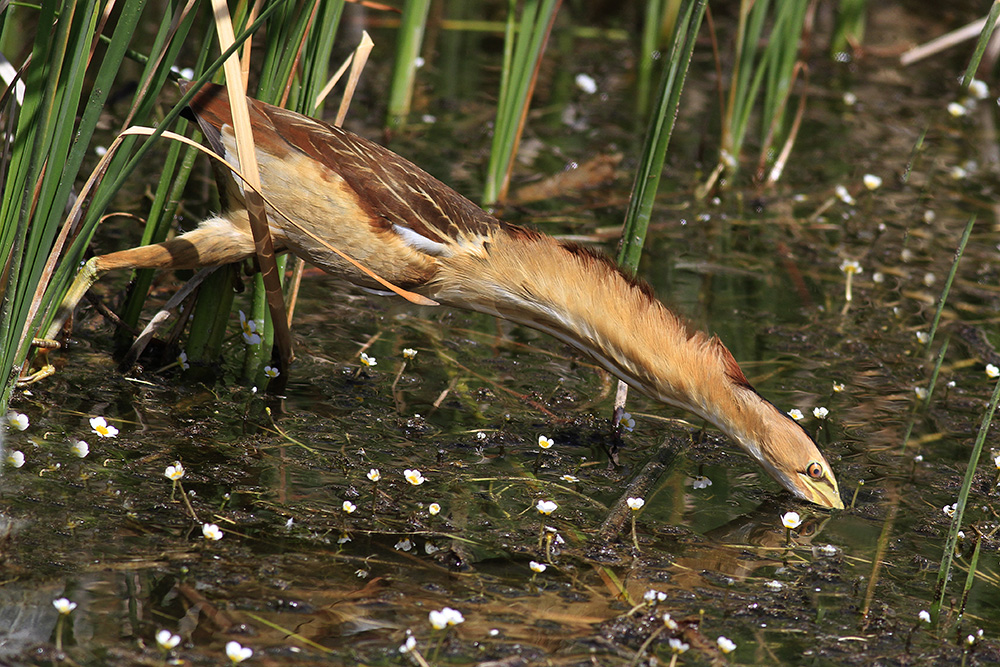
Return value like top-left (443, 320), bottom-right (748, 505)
top-left (2, 1), bottom-right (1000, 665)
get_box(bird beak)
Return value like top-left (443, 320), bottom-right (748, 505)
top-left (794, 471), bottom-right (844, 509)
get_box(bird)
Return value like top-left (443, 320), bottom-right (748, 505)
top-left (46, 81), bottom-right (843, 509)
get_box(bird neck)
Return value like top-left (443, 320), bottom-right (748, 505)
top-left (431, 228), bottom-right (768, 438)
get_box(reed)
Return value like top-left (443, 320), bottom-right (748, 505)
top-left (387, 0), bottom-right (432, 130)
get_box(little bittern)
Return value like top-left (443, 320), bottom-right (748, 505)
top-left (48, 82), bottom-right (843, 509)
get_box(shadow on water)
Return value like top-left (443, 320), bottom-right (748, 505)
top-left (3, 3), bottom-right (1000, 665)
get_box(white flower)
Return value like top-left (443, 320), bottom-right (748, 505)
top-left (560, 474), bottom-right (579, 483)
top-left (923, 272), bottom-right (936, 287)
top-left (765, 580), bottom-right (784, 591)
top-left (402, 348), bottom-right (418, 359)
top-left (948, 101), bottom-right (967, 117)
top-left (359, 352), bottom-right (377, 367)
top-left (530, 561), bottom-right (547, 573)
top-left (967, 634), bottom-right (976, 646)
top-left (663, 612), bottom-right (678, 630)
top-left (919, 609), bottom-right (931, 623)
top-left (404, 469), bottom-right (425, 485)
top-left (428, 607), bottom-right (465, 630)
top-left (263, 365), bottom-right (279, 378)
top-left (781, 511), bottom-right (802, 529)
top-left (994, 454), bottom-right (1000, 469)
top-left (915, 387), bottom-right (928, 400)
top-left (788, 408), bottom-right (804, 421)
top-left (537, 435), bottom-right (554, 449)
top-left (7, 411), bottom-right (28, 431)
top-left (164, 462), bottom-right (185, 481)
top-left (835, 184), bottom-right (855, 205)
top-left (7, 450), bottom-right (25, 468)
top-left (225, 640), bottom-right (253, 664)
top-left (863, 174), bottom-right (882, 190)
top-left (428, 503), bottom-right (441, 515)
top-left (819, 544), bottom-right (839, 556)
top-left (626, 497), bottom-right (645, 511)
top-left (536, 499), bottom-right (557, 515)
top-left (950, 165), bottom-right (968, 180)
top-left (53, 598), bottom-right (77, 614)
top-left (394, 538), bottom-right (413, 551)
top-left (239, 311), bottom-right (261, 345)
top-left (575, 73), bottom-right (597, 94)
top-left (177, 351), bottom-right (190, 370)
top-left (342, 501), bottom-right (357, 513)
top-left (399, 635), bottom-right (417, 653)
top-left (367, 468), bottom-right (381, 482)
top-left (969, 79), bottom-right (989, 99)
top-left (619, 411), bottom-right (635, 431)
top-left (156, 629), bottom-right (181, 650)
top-left (943, 503), bottom-right (957, 518)
top-left (717, 636), bottom-right (737, 653)
top-left (986, 364), bottom-right (999, 379)
top-left (90, 416), bottom-right (119, 438)
top-left (668, 638), bottom-right (689, 653)
top-left (691, 476), bottom-right (713, 490)
top-left (842, 92), bottom-right (857, 105)
top-left (916, 331), bottom-right (930, 344)
top-left (832, 382), bottom-right (845, 393)
top-left (202, 523), bottom-right (223, 541)
top-left (812, 407), bottom-right (829, 420)
top-left (71, 440), bottom-right (89, 458)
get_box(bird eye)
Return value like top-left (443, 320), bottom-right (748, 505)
top-left (806, 462), bottom-right (824, 479)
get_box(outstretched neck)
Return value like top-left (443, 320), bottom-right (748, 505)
top-left (431, 228), bottom-right (755, 428)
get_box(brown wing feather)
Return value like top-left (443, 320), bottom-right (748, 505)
top-left (181, 81), bottom-right (497, 248)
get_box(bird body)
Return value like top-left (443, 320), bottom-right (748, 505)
top-left (49, 82), bottom-right (843, 509)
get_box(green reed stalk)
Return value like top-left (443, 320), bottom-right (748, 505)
top-left (930, 377), bottom-right (1000, 624)
top-left (617, 0), bottom-right (707, 273)
top-left (926, 216), bottom-right (975, 350)
top-left (387, 0), bottom-right (432, 129)
top-left (483, 0), bottom-right (561, 205)
top-left (961, 0), bottom-right (1000, 89)
top-left (957, 532), bottom-right (982, 625)
top-left (830, 0), bottom-right (867, 57)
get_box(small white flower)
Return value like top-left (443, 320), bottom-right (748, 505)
top-left (239, 311), bottom-right (261, 345)
top-left (967, 634), bottom-right (976, 646)
top-left (359, 352), bottom-right (377, 367)
top-left (7, 411), bottom-right (28, 431)
top-left (394, 538), bottom-right (413, 551)
top-left (923, 272), bottom-right (936, 286)
top-left (367, 468), bottom-right (381, 482)
top-left (537, 435), bottom-right (554, 449)
top-left (342, 501), bottom-right (357, 514)
top-left (619, 411), bottom-right (635, 432)
top-left (717, 636), bottom-right (737, 654)
top-left (863, 174), bottom-right (882, 190)
top-left (788, 408), bottom-right (804, 421)
top-left (819, 544), bottom-right (839, 556)
top-left (164, 462), bottom-right (185, 481)
top-left (969, 79), bottom-right (989, 100)
top-left (813, 406), bottom-right (829, 420)
top-left (476, 431), bottom-right (487, 441)
top-left (994, 454), bottom-right (1000, 469)
top-left (177, 351), bottom-right (190, 370)
top-left (560, 474), bottom-right (579, 483)
top-left (915, 387), bottom-right (928, 400)
top-left (263, 365), bottom-right (279, 378)
top-left (399, 635), bottom-right (417, 653)
top-left (691, 476), bottom-right (713, 490)
top-left (90, 416), bottom-right (119, 438)
top-left (986, 364), bottom-right (999, 379)
top-left (842, 91), bottom-right (857, 105)
top-left (668, 638), bottom-right (689, 653)
top-left (835, 184), bottom-right (855, 205)
top-left (943, 503), bottom-right (957, 518)
top-left (873, 271), bottom-right (885, 283)
top-left (781, 511), bottom-right (802, 529)
top-left (663, 612), bottom-right (678, 630)
top-left (402, 348), bottom-right (418, 359)
top-left (404, 469), bottom-right (425, 485)
top-left (225, 640), bottom-right (252, 664)
top-left (7, 450), bottom-right (25, 468)
top-left (765, 580), bottom-right (784, 591)
top-left (914, 454), bottom-right (924, 463)
top-left (919, 609), bottom-right (932, 623)
top-left (832, 382), bottom-right (845, 393)
top-left (626, 497), bottom-right (644, 511)
top-left (536, 499), bottom-right (557, 515)
top-left (950, 165), bottom-right (968, 180)
top-left (428, 503), bottom-right (441, 515)
top-left (916, 331), bottom-right (930, 344)
top-left (530, 561), bottom-right (547, 573)
top-left (156, 629), bottom-right (181, 650)
top-left (53, 598), bottom-right (77, 614)
top-left (839, 259), bottom-right (861, 276)
top-left (948, 101), bottom-right (967, 117)
top-left (202, 523), bottom-right (223, 541)
top-left (575, 73), bottom-right (597, 94)
top-left (71, 440), bottom-right (89, 458)
top-left (428, 607), bottom-right (465, 630)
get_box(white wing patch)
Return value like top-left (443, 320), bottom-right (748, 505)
top-left (392, 223), bottom-right (452, 257)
